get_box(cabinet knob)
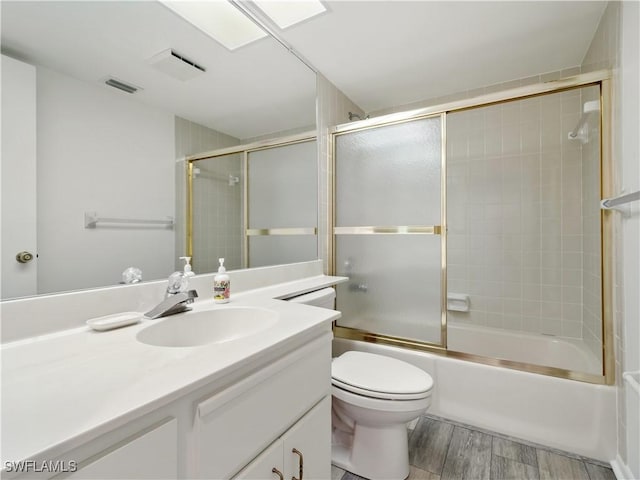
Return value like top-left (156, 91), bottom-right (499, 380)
top-left (272, 467), bottom-right (284, 480)
top-left (292, 448), bottom-right (304, 480)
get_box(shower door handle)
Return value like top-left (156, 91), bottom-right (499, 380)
top-left (334, 225), bottom-right (442, 235)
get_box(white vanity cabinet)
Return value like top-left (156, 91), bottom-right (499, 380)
top-left (234, 396), bottom-right (331, 480)
top-left (65, 419), bottom-right (178, 480)
top-left (2, 325), bottom-right (334, 480)
top-left (193, 335), bottom-right (331, 479)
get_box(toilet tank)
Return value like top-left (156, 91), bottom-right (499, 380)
top-left (286, 287), bottom-right (336, 309)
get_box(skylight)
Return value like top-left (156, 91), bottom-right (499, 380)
top-left (161, 1), bottom-right (268, 51)
top-left (253, 0), bottom-right (326, 29)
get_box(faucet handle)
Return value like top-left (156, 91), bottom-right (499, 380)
top-left (166, 271), bottom-right (184, 295)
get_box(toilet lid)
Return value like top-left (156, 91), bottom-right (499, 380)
top-left (332, 351), bottom-right (433, 400)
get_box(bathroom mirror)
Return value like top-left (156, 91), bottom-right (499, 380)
top-left (0, 1), bottom-right (316, 299)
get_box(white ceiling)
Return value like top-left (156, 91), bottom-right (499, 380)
top-left (0, 1), bottom-right (317, 140)
top-left (282, 1), bottom-right (608, 113)
top-left (1, 1), bottom-right (607, 138)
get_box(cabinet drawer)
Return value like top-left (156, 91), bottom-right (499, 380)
top-left (194, 335), bottom-right (331, 479)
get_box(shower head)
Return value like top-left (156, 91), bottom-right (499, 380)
top-left (348, 112), bottom-right (370, 122)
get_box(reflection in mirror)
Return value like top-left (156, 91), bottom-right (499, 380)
top-left (189, 135), bottom-right (318, 273)
top-left (191, 151), bottom-right (244, 272)
top-left (0, 1), bottom-right (316, 300)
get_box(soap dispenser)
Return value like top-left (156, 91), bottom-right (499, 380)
top-left (213, 258), bottom-right (230, 303)
top-left (180, 256), bottom-right (195, 280)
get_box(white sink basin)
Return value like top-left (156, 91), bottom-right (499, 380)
top-left (136, 307), bottom-right (278, 347)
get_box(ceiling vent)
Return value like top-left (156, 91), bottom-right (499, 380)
top-left (149, 49), bottom-right (206, 81)
top-left (104, 78), bottom-right (138, 94)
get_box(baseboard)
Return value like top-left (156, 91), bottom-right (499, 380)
top-left (611, 454), bottom-right (635, 480)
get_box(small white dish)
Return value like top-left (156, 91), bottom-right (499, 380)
top-left (86, 312), bottom-right (142, 331)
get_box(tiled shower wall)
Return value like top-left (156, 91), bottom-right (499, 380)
top-left (174, 116), bottom-right (241, 272)
top-left (447, 86), bottom-right (599, 341)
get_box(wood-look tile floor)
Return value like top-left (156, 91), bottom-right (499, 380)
top-left (331, 414), bottom-right (616, 480)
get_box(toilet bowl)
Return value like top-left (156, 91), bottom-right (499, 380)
top-left (331, 351), bottom-right (434, 480)
top-left (286, 289), bottom-right (434, 479)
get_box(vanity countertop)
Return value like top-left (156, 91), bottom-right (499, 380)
top-left (0, 275), bottom-right (345, 467)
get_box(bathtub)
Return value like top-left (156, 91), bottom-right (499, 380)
top-left (338, 317), bottom-right (602, 374)
top-left (333, 336), bottom-right (616, 463)
top-left (447, 322), bottom-right (602, 375)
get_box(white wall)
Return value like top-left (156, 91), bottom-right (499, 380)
top-left (36, 66), bottom-right (175, 293)
top-left (618, 2), bottom-right (639, 477)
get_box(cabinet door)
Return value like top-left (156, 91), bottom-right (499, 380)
top-left (66, 419), bottom-right (177, 479)
top-left (195, 338), bottom-right (330, 479)
top-left (283, 396), bottom-right (331, 480)
top-left (233, 439), bottom-right (283, 480)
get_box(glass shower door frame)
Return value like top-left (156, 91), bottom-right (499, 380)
top-left (331, 113), bottom-right (448, 350)
top-left (186, 131), bottom-right (317, 269)
top-left (329, 70), bottom-right (615, 385)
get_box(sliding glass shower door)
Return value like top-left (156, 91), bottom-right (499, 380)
top-left (333, 115), bottom-right (445, 346)
top-left (247, 140), bottom-right (318, 267)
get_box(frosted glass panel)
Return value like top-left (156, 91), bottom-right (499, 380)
top-left (248, 236), bottom-right (317, 268)
top-left (248, 141), bottom-right (317, 228)
top-left (335, 117), bottom-right (441, 226)
top-left (335, 235), bottom-right (442, 344)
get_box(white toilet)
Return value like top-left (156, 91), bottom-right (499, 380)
top-left (288, 288), bottom-right (434, 480)
top-left (331, 351), bottom-right (433, 480)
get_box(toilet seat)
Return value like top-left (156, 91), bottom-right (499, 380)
top-left (331, 351), bottom-right (433, 400)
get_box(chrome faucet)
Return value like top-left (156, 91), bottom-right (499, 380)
top-left (144, 266), bottom-right (198, 319)
top-left (144, 290), bottom-right (198, 319)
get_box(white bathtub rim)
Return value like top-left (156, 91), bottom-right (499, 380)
top-left (447, 321), bottom-right (601, 374)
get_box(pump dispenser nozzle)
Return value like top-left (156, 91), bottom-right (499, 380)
top-left (179, 256), bottom-right (194, 276)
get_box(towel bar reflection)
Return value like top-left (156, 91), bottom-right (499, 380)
top-left (84, 212), bottom-right (174, 229)
top-left (600, 190), bottom-right (640, 210)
